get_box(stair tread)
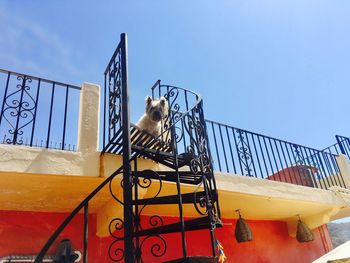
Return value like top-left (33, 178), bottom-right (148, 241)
top-left (132, 145), bottom-right (194, 169)
top-left (133, 190), bottom-right (217, 205)
top-left (103, 124), bottom-right (172, 155)
top-left (134, 216), bottom-right (222, 237)
top-left (134, 170), bottom-right (203, 185)
top-left (103, 125), bottom-right (196, 169)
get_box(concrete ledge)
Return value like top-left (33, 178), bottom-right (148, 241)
top-left (215, 171), bottom-right (342, 205)
top-left (0, 144), bottom-right (99, 176)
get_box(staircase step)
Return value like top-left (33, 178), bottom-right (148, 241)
top-left (132, 145), bottom-right (194, 169)
top-left (133, 190), bottom-right (217, 205)
top-left (164, 256), bottom-right (218, 263)
top-left (134, 170), bottom-right (202, 185)
top-left (103, 125), bottom-right (195, 170)
top-left (134, 216), bottom-right (222, 237)
top-left (103, 124), bottom-right (173, 155)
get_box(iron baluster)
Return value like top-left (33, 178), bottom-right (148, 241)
top-left (103, 73), bottom-right (107, 149)
top-left (251, 134), bottom-right (263, 178)
top-left (46, 82), bottom-right (55, 148)
top-left (323, 151), bottom-right (337, 187)
top-left (211, 122), bottom-right (222, 172)
top-left (274, 140), bottom-right (287, 182)
top-left (30, 79), bottom-right (41, 147)
top-left (303, 148), bottom-right (317, 187)
top-left (224, 126), bottom-right (235, 174)
top-left (133, 159), bottom-right (141, 263)
top-left (278, 141), bottom-right (294, 183)
top-left (236, 129), bottom-right (253, 176)
top-left (172, 123), bottom-right (188, 259)
top-left (119, 33), bottom-right (134, 263)
top-left (61, 85), bottom-right (69, 150)
top-left (289, 144), bottom-right (304, 185)
top-left (245, 131), bottom-right (257, 177)
top-left (231, 127), bottom-right (243, 175)
top-left (292, 144), bottom-right (304, 165)
top-left (268, 138), bottom-right (281, 181)
top-left (257, 136), bottom-right (269, 178)
top-left (262, 137), bottom-right (274, 178)
top-left (13, 75), bottom-right (27, 145)
top-left (298, 146), bottom-right (312, 186)
top-left (218, 124), bottom-right (229, 173)
top-left (0, 72), bottom-right (11, 128)
top-left (316, 151), bottom-right (331, 188)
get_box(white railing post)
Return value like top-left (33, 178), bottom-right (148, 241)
top-left (336, 154), bottom-right (350, 189)
top-left (77, 83), bottom-right (100, 152)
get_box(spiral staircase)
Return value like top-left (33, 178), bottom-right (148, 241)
top-left (34, 34), bottom-right (222, 263)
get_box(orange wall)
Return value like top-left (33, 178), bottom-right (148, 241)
top-left (0, 210), bottom-right (332, 262)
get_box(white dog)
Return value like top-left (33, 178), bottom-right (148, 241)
top-left (136, 96), bottom-right (169, 137)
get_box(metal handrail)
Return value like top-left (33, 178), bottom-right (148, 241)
top-left (0, 69), bottom-right (80, 90)
top-left (206, 119), bottom-right (335, 155)
top-left (34, 164), bottom-right (125, 262)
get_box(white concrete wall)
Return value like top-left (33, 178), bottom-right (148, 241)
top-left (336, 154), bottom-right (350, 189)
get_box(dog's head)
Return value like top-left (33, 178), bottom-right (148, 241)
top-left (145, 96), bottom-right (169, 122)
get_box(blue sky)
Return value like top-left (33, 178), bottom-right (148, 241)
top-left (1, 0), bottom-right (350, 150)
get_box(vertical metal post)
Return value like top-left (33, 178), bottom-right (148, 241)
top-left (199, 102), bottom-right (219, 256)
top-left (46, 83), bottom-right (55, 148)
top-left (13, 75), bottom-right (27, 145)
top-left (0, 72), bottom-right (11, 127)
top-left (103, 73), bottom-right (107, 149)
top-left (120, 33), bottom-right (133, 263)
top-left (30, 79), bottom-right (41, 147)
top-left (171, 123), bottom-right (188, 259)
top-left (61, 85), bottom-right (69, 150)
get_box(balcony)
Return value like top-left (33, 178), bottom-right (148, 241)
top-left (0, 67), bottom-right (350, 239)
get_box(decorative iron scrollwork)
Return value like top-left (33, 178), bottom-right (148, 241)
top-left (235, 129), bottom-right (253, 176)
top-left (293, 144), bottom-right (304, 165)
top-left (108, 239), bottom-right (125, 262)
top-left (1, 75), bottom-right (37, 145)
top-left (183, 110), bottom-right (212, 176)
top-left (139, 234), bottom-right (167, 258)
top-left (107, 50), bottom-right (123, 138)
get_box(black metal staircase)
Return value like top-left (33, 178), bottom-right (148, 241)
top-left (34, 33), bottom-right (221, 263)
top-left (102, 32), bottom-right (221, 261)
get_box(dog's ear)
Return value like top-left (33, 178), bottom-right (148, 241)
top-left (160, 96), bottom-right (167, 106)
top-left (145, 96), bottom-right (152, 105)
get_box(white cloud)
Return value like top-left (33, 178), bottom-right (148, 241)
top-left (0, 2), bottom-right (88, 83)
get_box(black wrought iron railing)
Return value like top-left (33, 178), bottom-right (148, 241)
top-left (0, 69), bottom-right (80, 151)
top-left (206, 120), bottom-right (347, 190)
top-left (102, 39), bottom-right (125, 152)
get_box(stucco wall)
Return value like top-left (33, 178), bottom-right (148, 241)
top-left (0, 210), bottom-right (332, 263)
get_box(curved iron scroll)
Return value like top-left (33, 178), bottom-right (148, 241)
top-left (1, 75), bottom-right (36, 145)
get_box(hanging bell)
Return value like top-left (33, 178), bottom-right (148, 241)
top-left (235, 210), bottom-right (253, 243)
top-left (296, 219), bottom-right (314, 243)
